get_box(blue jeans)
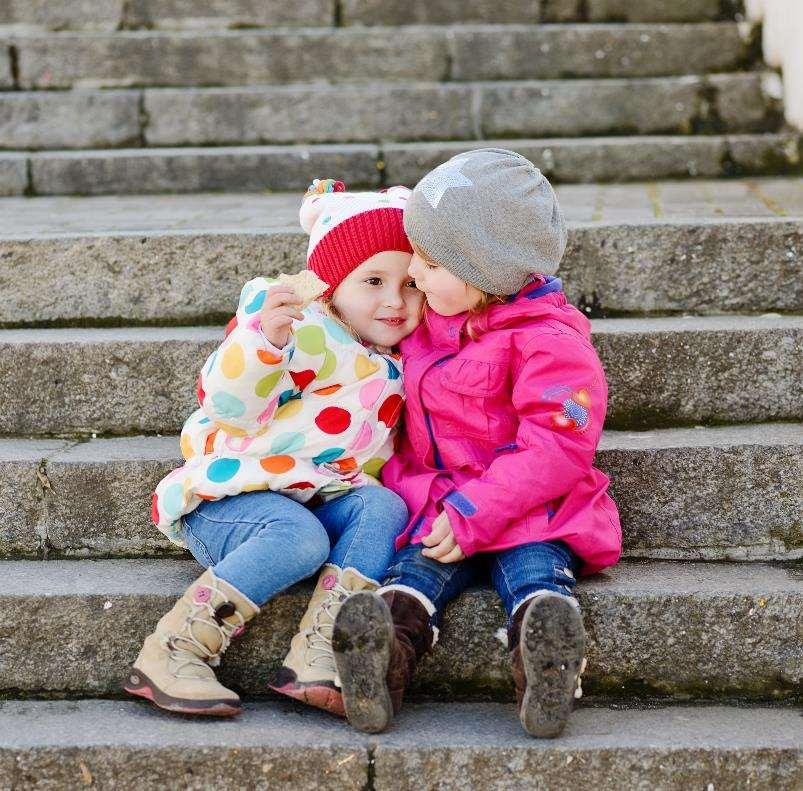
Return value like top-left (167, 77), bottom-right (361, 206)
top-left (383, 540), bottom-right (579, 627)
top-left (181, 487), bottom-right (408, 606)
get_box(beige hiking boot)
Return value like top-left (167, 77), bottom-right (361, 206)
top-left (269, 564), bottom-right (377, 716)
top-left (123, 568), bottom-right (259, 716)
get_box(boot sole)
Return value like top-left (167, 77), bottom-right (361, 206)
top-left (332, 592), bottom-right (394, 734)
top-left (123, 668), bottom-right (241, 717)
top-left (268, 679), bottom-right (345, 717)
top-left (519, 593), bottom-right (586, 738)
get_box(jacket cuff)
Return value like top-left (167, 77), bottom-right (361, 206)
top-left (257, 325), bottom-right (294, 357)
top-left (442, 493), bottom-right (478, 557)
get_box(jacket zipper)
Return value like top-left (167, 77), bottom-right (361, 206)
top-left (420, 353), bottom-right (454, 471)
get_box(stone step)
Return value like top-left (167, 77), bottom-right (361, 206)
top-left (0, 74), bottom-right (781, 150)
top-left (0, 701), bottom-right (799, 790)
top-left (0, 1), bottom-right (744, 33)
top-left (382, 133), bottom-right (803, 188)
top-left (341, 0), bottom-right (745, 26)
top-left (1, 134), bottom-right (799, 197)
top-left (0, 316), bottom-right (799, 436)
top-left (2, 24), bottom-right (755, 89)
top-left (3, 424), bottom-right (799, 561)
top-left (0, 559), bottom-right (799, 698)
top-left (0, 1), bottom-right (332, 33)
top-left (2, 179), bottom-right (800, 322)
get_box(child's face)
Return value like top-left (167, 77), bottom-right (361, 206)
top-left (408, 245), bottom-right (484, 316)
top-left (331, 251), bottom-right (423, 347)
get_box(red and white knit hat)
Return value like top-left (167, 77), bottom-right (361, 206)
top-left (299, 179), bottom-right (413, 298)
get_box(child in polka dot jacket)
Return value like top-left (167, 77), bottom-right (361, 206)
top-left (332, 150), bottom-right (622, 737)
top-left (125, 180), bottom-right (424, 718)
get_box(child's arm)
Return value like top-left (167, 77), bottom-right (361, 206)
top-left (439, 332), bottom-right (607, 557)
top-left (198, 277), bottom-right (320, 435)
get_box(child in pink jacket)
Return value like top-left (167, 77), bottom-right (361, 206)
top-left (332, 149), bottom-right (622, 738)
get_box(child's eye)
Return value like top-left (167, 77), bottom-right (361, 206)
top-left (424, 261), bottom-right (437, 270)
top-left (365, 277), bottom-right (382, 286)
top-left (406, 279), bottom-right (417, 289)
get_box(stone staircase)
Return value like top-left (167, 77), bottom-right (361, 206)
top-left (0, 1), bottom-right (801, 788)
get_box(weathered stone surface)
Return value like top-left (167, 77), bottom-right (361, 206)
top-left (13, 29), bottom-right (449, 89)
top-left (0, 440), bottom-right (70, 557)
top-left (482, 77), bottom-right (702, 138)
top-left (11, 24), bottom-right (752, 89)
top-left (29, 145), bottom-right (379, 195)
top-left (124, 0), bottom-right (334, 30)
top-left (480, 75), bottom-right (775, 138)
top-left (341, 0), bottom-right (734, 24)
top-left (0, 559), bottom-right (799, 697)
top-left (383, 134), bottom-right (803, 185)
top-left (9, 134), bottom-right (800, 196)
top-left (0, 154), bottom-right (28, 196)
top-left (0, 702), bottom-right (799, 791)
top-left (144, 84), bottom-right (474, 146)
top-left (561, 218), bottom-right (803, 314)
top-left (340, 0), bottom-right (540, 25)
top-left (585, 0), bottom-right (727, 22)
top-left (374, 704), bottom-right (803, 791)
top-left (709, 72), bottom-right (780, 133)
top-left (41, 437), bottom-right (182, 558)
top-left (0, 91), bottom-right (142, 150)
top-left (0, 701), bottom-right (367, 789)
top-left (599, 424), bottom-right (803, 560)
top-left (0, 0), bottom-right (123, 31)
top-left (1, 186), bottom-right (800, 324)
top-left (593, 315), bottom-right (802, 429)
top-left (3, 426), bottom-right (798, 559)
top-left (0, 317), bottom-right (798, 435)
top-left (140, 77), bottom-right (774, 147)
top-left (729, 133), bottom-right (803, 174)
top-left (0, 44), bottom-right (12, 87)
top-left (450, 23), bottom-right (751, 81)
top-left (0, 230), bottom-right (306, 325)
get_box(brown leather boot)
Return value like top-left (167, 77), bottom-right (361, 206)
top-left (509, 592), bottom-right (586, 738)
top-left (332, 587), bottom-right (434, 733)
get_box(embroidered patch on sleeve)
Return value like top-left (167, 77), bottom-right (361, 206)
top-left (542, 385), bottom-right (592, 433)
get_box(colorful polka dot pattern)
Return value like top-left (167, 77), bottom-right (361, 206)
top-left (152, 278), bottom-right (406, 546)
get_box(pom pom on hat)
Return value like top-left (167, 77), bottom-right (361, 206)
top-left (300, 179), bottom-right (346, 234)
top-left (299, 180), bottom-right (413, 297)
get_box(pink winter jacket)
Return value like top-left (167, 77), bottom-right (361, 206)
top-left (381, 275), bottom-right (622, 576)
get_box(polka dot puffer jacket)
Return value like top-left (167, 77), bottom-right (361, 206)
top-left (152, 277), bottom-right (405, 546)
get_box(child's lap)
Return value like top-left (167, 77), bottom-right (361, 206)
top-left (385, 539), bottom-right (579, 610)
top-left (181, 487), bottom-right (408, 568)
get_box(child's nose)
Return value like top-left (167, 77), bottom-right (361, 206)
top-left (385, 289), bottom-right (405, 308)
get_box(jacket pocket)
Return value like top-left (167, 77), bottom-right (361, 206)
top-left (435, 358), bottom-right (515, 440)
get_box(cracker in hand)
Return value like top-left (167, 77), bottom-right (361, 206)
top-left (278, 270), bottom-right (329, 308)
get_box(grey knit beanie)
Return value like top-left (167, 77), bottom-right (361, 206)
top-left (403, 148), bottom-right (567, 296)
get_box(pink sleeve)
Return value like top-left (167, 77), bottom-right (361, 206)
top-left (442, 332), bottom-right (607, 556)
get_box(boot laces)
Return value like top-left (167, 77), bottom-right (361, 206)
top-left (573, 656), bottom-right (588, 699)
top-left (305, 581), bottom-right (351, 672)
top-left (164, 584), bottom-right (247, 679)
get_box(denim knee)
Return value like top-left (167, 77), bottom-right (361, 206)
top-left (274, 516), bottom-right (330, 575)
top-left (355, 486), bottom-right (409, 533)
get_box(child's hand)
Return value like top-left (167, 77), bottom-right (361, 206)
top-left (259, 285), bottom-right (304, 349)
top-left (421, 511), bottom-right (465, 564)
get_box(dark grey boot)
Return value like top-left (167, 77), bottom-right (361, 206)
top-left (510, 592), bottom-right (586, 738)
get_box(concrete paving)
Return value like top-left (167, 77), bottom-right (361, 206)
top-left (2, 177), bottom-right (801, 238)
